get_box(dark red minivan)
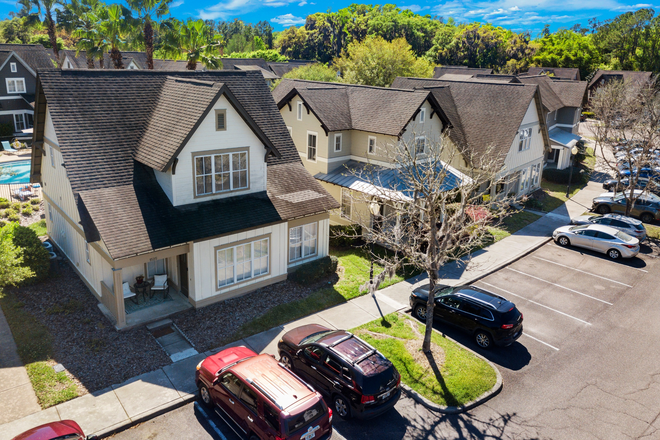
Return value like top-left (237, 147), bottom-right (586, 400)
top-left (196, 346), bottom-right (333, 440)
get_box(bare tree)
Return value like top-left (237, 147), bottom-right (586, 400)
top-left (589, 76), bottom-right (660, 220)
top-left (343, 133), bottom-right (512, 352)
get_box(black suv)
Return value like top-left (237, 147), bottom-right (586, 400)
top-left (278, 324), bottom-right (401, 420)
top-left (410, 284), bottom-right (523, 349)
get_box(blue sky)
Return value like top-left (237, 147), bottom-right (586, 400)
top-left (0, 0), bottom-right (655, 36)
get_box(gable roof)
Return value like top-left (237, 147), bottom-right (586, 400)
top-left (588, 70), bottom-right (653, 89)
top-left (268, 60), bottom-right (317, 77)
top-left (0, 46), bottom-right (56, 76)
top-left (437, 73), bottom-right (519, 84)
top-left (517, 75), bottom-right (564, 112)
top-left (548, 78), bottom-right (588, 108)
top-left (220, 58), bottom-right (271, 71)
top-left (526, 67), bottom-right (580, 81)
top-left (33, 70), bottom-right (338, 259)
top-left (235, 64), bottom-right (279, 79)
top-left (391, 76), bottom-right (545, 166)
top-left (272, 79), bottom-right (451, 137)
top-left (433, 66), bottom-right (493, 78)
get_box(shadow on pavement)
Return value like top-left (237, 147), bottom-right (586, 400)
top-left (561, 245), bottom-right (650, 270)
top-left (193, 401), bottom-right (242, 440)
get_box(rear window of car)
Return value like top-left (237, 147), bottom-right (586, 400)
top-left (285, 401), bottom-right (325, 434)
top-left (356, 352), bottom-right (390, 377)
top-left (499, 307), bottom-right (521, 323)
top-left (615, 230), bottom-right (634, 241)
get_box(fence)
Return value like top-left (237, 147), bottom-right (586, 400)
top-left (0, 183), bottom-right (41, 201)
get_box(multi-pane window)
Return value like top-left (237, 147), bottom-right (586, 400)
top-left (531, 163), bottom-right (540, 186)
top-left (289, 222), bottom-right (318, 262)
top-left (307, 132), bottom-right (317, 161)
top-left (297, 101), bottom-right (303, 120)
top-left (147, 258), bottom-right (166, 278)
top-left (518, 128), bottom-right (532, 151)
top-left (85, 241), bottom-right (91, 264)
top-left (195, 151), bottom-right (248, 196)
top-left (368, 136), bottom-right (376, 154)
top-left (13, 114), bottom-right (25, 131)
top-left (217, 238), bottom-right (269, 288)
top-left (6, 78), bottom-right (25, 93)
top-left (334, 133), bottom-right (342, 152)
top-left (341, 188), bottom-right (351, 219)
top-left (521, 167), bottom-right (529, 191)
top-left (415, 136), bottom-right (426, 155)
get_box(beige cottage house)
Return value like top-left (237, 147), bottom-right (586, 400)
top-left (30, 69), bottom-right (337, 329)
top-left (272, 78), bottom-right (550, 225)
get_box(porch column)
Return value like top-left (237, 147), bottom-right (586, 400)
top-left (112, 267), bottom-right (126, 328)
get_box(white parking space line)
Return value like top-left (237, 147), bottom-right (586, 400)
top-left (195, 402), bottom-right (229, 440)
top-left (532, 256), bottom-right (633, 287)
top-left (523, 333), bottom-right (560, 351)
top-left (506, 268), bottom-right (614, 306)
top-left (478, 282), bottom-right (591, 325)
top-left (549, 245), bottom-right (649, 273)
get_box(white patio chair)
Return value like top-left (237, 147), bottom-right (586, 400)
top-left (123, 282), bottom-right (138, 305)
top-left (151, 274), bottom-right (170, 299)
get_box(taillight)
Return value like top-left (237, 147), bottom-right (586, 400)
top-left (275, 437), bottom-right (285, 440)
top-left (396, 375), bottom-right (401, 388)
top-left (328, 407), bottom-right (333, 423)
top-left (501, 323), bottom-right (514, 329)
top-left (623, 244), bottom-right (637, 249)
top-left (361, 395), bottom-right (375, 404)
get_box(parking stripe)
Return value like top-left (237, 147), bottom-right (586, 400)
top-left (523, 333), bottom-right (560, 351)
top-left (532, 256), bottom-right (633, 287)
top-left (478, 281), bottom-right (591, 325)
top-left (550, 245), bottom-right (649, 273)
top-left (506, 268), bottom-right (614, 305)
top-left (195, 402), bottom-right (229, 440)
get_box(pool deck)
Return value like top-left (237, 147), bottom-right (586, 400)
top-left (0, 150), bottom-right (31, 163)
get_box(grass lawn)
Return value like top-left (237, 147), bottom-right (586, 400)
top-left (645, 223), bottom-right (660, 240)
top-left (352, 313), bottom-right (497, 407)
top-left (536, 147), bottom-right (596, 213)
top-left (28, 219), bottom-right (47, 237)
top-left (0, 288), bottom-right (78, 408)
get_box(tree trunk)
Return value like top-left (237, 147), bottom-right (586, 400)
top-left (144, 20), bottom-right (154, 70)
top-left (86, 54), bottom-right (94, 69)
top-left (186, 58), bottom-right (197, 70)
top-left (422, 216), bottom-right (439, 353)
top-left (99, 56), bottom-right (105, 69)
top-left (111, 46), bottom-right (124, 69)
top-left (46, 9), bottom-right (60, 66)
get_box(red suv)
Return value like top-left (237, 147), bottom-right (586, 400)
top-left (196, 346), bottom-right (333, 440)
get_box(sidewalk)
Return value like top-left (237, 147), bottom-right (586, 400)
top-left (0, 182), bottom-right (606, 440)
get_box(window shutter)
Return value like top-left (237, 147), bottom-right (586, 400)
top-left (217, 112), bottom-right (225, 130)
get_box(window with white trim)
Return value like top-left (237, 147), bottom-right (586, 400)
top-left (518, 128), bottom-right (532, 151)
top-left (194, 151), bottom-right (248, 196)
top-left (341, 188), bottom-right (351, 219)
top-left (531, 163), bottom-right (540, 186)
top-left (367, 136), bottom-right (376, 154)
top-left (521, 167), bottom-right (529, 191)
top-left (289, 222), bottom-right (317, 262)
top-left (419, 108), bottom-right (426, 123)
top-left (6, 78), bottom-right (25, 93)
top-left (26, 113), bottom-right (33, 128)
top-left (217, 238), bottom-right (269, 288)
top-left (85, 241), bottom-right (91, 264)
top-left (13, 113), bottom-right (25, 131)
top-left (147, 258), bottom-right (166, 278)
top-left (297, 101), bottom-right (303, 121)
top-left (49, 145), bottom-right (55, 167)
top-left (10, 62), bottom-right (16, 72)
top-left (307, 132), bottom-right (317, 161)
top-left (414, 136), bottom-right (426, 155)
top-left (334, 133), bottom-right (342, 152)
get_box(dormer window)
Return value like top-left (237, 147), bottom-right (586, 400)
top-left (194, 149), bottom-right (248, 197)
top-left (10, 62), bottom-right (16, 73)
top-left (419, 108), bottom-right (426, 123)
top-left (215, 109), bottom-right (227, 131)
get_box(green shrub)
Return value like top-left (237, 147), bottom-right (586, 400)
top-left (0, 198), bottom-right (9, 209)
top-left (289, 256), bottom-right (339, 285)
top-left (10, 202), bottom-right (20, 211)
top-left (582, 111), bottom-right (595, 119)
top-left (30, 198), bottom-right (41, 206)
top-left (3, 223), bottom-right (50, 283)
top-left (0, 220), bottom-right (6, 228)
top-left (542, 168), bottom-right (583, 184)
top-left (329, 224), bottom-right (361, 247)
top-left (2, 208), bottom-right (16, 218)
top-left (0, 123), bottom-right (13, 137)
top-left (7, 213), bottom-right (19, 222)
top-left (21, 206), bottom-right (33, 216)
top-left (21, 202), bottom-right (30, 211)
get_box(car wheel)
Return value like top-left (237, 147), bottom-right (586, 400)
top-left (608, 248), bottom-right (621, 260)
top-left (199, 385), bottom-right (212, 408)
top-left (414, 304), bottom-right (427, 321)
top-left (597, 205), bottom-right (611, 215)
top-left (557, 236), bottom-right (570, 247)
top-left (333, 394), bottom-right (351, 419)
top-left (475, 331), bottom-right (492, 349)
top-left (640, 213), bottom-right (654, 224)
top-left (280, 352), bottom-right (293, 370)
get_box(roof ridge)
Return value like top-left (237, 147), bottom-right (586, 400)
top-left (288, 78), bottom-right (424, 93)
top-left (166, 76), bottom-right (222, 87)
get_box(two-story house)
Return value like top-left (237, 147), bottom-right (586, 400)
top-left (0, 44), bottom-right (54, 140)
top-left (30, 70), bottom-right (338, 329)
top-left (518, 75), bottom-right (587, 170)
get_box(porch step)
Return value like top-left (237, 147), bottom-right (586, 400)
top-left (147, 321), bottom-right (198, 362)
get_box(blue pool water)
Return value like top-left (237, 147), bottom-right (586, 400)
top-left (0, 160), bottom-right (31, 184)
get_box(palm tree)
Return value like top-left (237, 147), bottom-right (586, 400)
top-left (68, 0), bottom-right (104, 68)
top-left (96, 4), bottom-right (135, 69)
top-left (162, 19), bottom-right (222, 70)
top-left (127, 0), bottom-right (170, 69)
top-left (16, 0), bottom-right (61, 64)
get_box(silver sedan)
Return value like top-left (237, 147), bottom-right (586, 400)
top-left (553, 224), bottom-right (640, 259)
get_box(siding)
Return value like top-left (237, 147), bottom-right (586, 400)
top-left (0, 54), bottom-right (37, 97)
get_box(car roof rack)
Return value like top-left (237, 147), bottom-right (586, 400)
top-left (328, 333), bottom-right (353, 348)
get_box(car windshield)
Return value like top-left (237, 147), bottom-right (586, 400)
top-left (433, 286), bottom-right (454, 298)
top-left (299, 330), bottom-right (335, 346)
top-left (615, 230), bottom-right (634, 242)
top-left (569, 225), bottom-right (588, 231)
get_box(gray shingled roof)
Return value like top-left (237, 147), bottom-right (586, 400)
top-left (587, 70), bottom-right (653, 89)
top-left (34, 69), bottom-right (338, 259)
top-left (517, 75), bottom-right (564, 112)
top-left (268, 60), bottom-right (316, 77)
top-left (235, 64), bottom-right (279, 79)
top-left (220, 58), bottom-right (270, 71)
top-left (548, 79), bottom-right (587, 108)
top-left (391, 76), bottom-right (542, 166)
top-left (433, 66), bottom-right (493, 78)
top-left (0, 44), bottom-right (56, 71)
top-left (272, 79), bottom-right (437, 137)
top-left (526, 67), bottom-right (580, 81)
top-left (60, 49), bottom-right (196, 70)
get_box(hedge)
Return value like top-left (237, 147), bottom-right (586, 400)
top-left (0, 124), bottom-right (13, 137)
top-left (329, 224), bottom-right (361, 247)
top-left (288, 256), bottom-right (339, 285)
top-left (542, 167), bottom-right (583, 184)
top-left (3, 223), bottom-right (50, 284)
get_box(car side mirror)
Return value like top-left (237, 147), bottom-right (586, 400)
top-left (296, 349), bottom-right (303, 357)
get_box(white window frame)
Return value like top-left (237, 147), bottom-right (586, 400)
top-left (521, 167), bottom-right (529, 191)
top-left (289, 222), bottom-right (318, 262)
top-left (147, 258), bottom-right (166, 279)
top-left (215, 109), bottom-right (227, 131)
top-left (307, 131), bottom-right (317, 162)
top-left (414, 136), bottom-right (426, 155)
top-left (334, 133), bottom-right (342, 152)
top-left (10, 62), bottom-right (16, 73)
top-left (367, 136), bottom-right (376, 155)
top-left (6, 78), bottom-right (26, 94)
top-left (297, 101), bottom-right (303, 121)
top-left (84, 241), bottom-right (91, 264)
top-left (419, 108), bottom-right (426, 123)
top-left (532, 163), bottom-right (540, 186)
top-left (216, 238), bottom-right (269, 288)
top-left (518, 128), bottom-right (532, 152)
top-left (341, 188), bottom-right (352, 219)
top-left (194, 150), bottom-right (249, 196)
top-left (49, 145), bottom-right (55, 168)
top-left (13, 113), bottom-right (25, 131)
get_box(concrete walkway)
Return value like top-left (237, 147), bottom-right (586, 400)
top-left (0, 182), bottom-right (607, 440)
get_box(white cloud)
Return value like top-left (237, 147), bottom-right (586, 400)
top-left (170, 0), bottom-right (184, 7)
top-left (271, 13), bottom-right (306, 26)
top-left (298, 0), bottom-right (307, 5)
top-left (198, 0), bottom-right (251, 20)
top-left (262, 0), bottom-right (300, 6)
top-left (612, 3), bottom-right (653, 10)
top-left (509, 6), bottom-right (520, 11)
top-left (399, 4), bottom-right (431, 13)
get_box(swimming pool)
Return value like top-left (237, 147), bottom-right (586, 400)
top-left (0, 160), bottom-right (31, 184)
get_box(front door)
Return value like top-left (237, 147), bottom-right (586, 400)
top-left (178, 254), bottom-right (189, 297)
